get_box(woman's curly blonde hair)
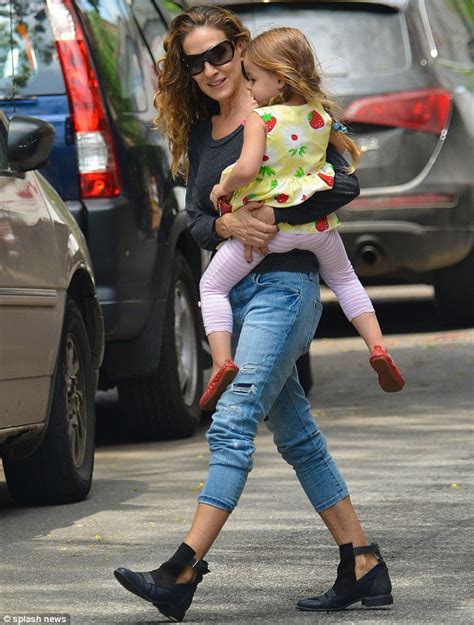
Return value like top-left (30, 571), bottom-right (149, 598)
top-left (154, 6), bottom-right (250, 179)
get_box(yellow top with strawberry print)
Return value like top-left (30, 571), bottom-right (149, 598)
top-left (220, 102), bottom-right (340, 234)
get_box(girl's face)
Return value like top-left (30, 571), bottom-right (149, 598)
top-left (243, 57), bottom-right (283, 105)
top-left (182, 27), bottom-right (246, 103)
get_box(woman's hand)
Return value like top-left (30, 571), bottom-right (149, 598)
top-left (215, 203), bottom-right (278, 247)
top-left (210, 183), bottom-right (229, 210)
top-left (243, 243), bottom-right (270, 263)
top-left (244, 203), bottom-right (277, 256)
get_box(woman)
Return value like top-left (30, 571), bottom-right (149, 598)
top-left (114, 6), bottom-right (393, 622)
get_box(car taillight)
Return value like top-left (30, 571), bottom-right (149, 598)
top-left (46, 0), bottom-right (121, 198)
top-left (343, 89), bottom-right (452, 135)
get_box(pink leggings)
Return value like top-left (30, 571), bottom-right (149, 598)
top-left (200, 230), bottom-right (374, 335)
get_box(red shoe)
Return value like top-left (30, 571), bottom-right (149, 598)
top-left (199, 359), bottom-right (239, 411)
top-left (369, 345), bottom-right (405, 392)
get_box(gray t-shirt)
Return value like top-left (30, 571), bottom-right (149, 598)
top-left (186, 117), bottom-right (360, 273)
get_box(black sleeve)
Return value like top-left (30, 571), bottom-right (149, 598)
top-left (185, 134), bottom-right (226, 252)
top-left (273, 145), bottom-right (360, 226)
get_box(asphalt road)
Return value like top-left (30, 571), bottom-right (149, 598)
top-left (1, 287), bottom-right (473, 625)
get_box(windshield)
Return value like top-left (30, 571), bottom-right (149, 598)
top-left (233, 4), bottom-right (410, 78)
top-left (0, 0), bottom-right (65, 99)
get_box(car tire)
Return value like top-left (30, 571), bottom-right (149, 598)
top-left (3, 298), bottom-right (96, 505)
top-left (118, 253), bottom-right (203, 439)
top-left (434, 249), bottom-right (474, 327)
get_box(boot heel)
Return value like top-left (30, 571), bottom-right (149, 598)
top-left (362, 594), bottom-right (394, 607)
top-left (155, 605), bottom-right (185, 622)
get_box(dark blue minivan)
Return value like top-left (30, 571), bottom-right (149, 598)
top-left (0, 0), bottom-right (204, 439)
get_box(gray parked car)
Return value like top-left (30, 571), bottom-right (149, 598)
top-left (0, 111), bottom-right (104, 505)
top-left (189, 0), bottom-right (474, 326)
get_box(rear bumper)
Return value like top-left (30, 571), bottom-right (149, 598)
top-left (99, 296), bottom-right (167, 386)
top-left (341, 223), bottom-right (472, 278)
top-left (339, 186), bottom-right (473, 280)
top-left (66, 197), bottom-right (177, 383)
top-left (66, 197), bottom-right (169, 342)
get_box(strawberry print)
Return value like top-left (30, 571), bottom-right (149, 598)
top-left (308, 110), bottom-right (324, 130)
top-left (315, 217), bottom-right (329, 232)
top-left (318, 172), bottom-right (334, 188)
top-left (229, 104), bottom-right (338, 230)
top-left (262, 113), bottom-right (277, 132)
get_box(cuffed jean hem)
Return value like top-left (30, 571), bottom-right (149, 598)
top-left (314, 489), bottom-right (350, 514)
top-left (197, 495), bottom-right (235, 513)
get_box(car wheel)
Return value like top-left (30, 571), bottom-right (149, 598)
top-left (118, 253), bottom-right (203, 439)
top-left (3, 298), bottom-right (96, 505)
top-left (434, 249), bottom-right (474, 328)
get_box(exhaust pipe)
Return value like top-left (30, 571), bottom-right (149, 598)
top-left (359, 244), bottom-right (381, 266)
top-left (354, 236), bottom-right (386, 271)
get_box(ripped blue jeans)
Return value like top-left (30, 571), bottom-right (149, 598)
top-left (198, 271), bottom-right (349, 513)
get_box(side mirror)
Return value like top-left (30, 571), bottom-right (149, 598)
top-left (7, 115), bottom-right (55, 173)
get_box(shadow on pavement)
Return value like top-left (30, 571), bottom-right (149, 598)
top-left (317, 285), bottom-right (442, 338)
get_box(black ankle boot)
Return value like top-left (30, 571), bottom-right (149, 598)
top-left (296, 543), bottom-right (393, 612)
top-left (114, 543), bottom-right (210, 622)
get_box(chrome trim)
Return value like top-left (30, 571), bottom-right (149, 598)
top-left (360, 134), bottom-right (447, 197)
top-left (418, 0), bottom-right (438, 59)
top-left (0, 288), bottom-right (58, 307)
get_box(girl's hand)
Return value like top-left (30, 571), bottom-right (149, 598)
top-left (210, 183), bottom-right (229, 210)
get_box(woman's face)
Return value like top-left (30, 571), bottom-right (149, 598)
top-left (182, 27), bottom-right (246, 103)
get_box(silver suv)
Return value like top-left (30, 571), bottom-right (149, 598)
top-left (0, 111), bottom-right (104, 505)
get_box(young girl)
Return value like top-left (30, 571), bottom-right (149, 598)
top-left (199, 27), bottom-right (404, 411)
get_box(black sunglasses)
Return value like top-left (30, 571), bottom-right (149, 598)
top-left (182, 40), bottom-right (235, 76)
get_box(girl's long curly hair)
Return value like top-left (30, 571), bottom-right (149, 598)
top-left (154, 6), bottom-right (250, 179)
top-left (246, 27), bottom-right (362, 172)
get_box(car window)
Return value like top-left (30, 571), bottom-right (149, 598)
top-left (0, 0), bottom-right (65, 98)
top-left (132, 0), bottom-right (167, 60)
top-left (77, 0), bottom-right (148, 113)
top-left (423, 0), bottom-right (474, 68)
top-left (231, 3), bottom-right (410, 78)
top-left (160, 0), bottom-right (184, 19)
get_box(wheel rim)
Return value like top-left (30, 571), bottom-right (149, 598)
top-left (174, 279), bottom-right (198, 407)
top-left (65, 334), bottom-right (87, 468)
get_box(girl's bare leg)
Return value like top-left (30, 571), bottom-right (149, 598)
top-left (208, 331), bottom-right (233, 377)
top-left (350, 311), bottom-right (385, 352)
